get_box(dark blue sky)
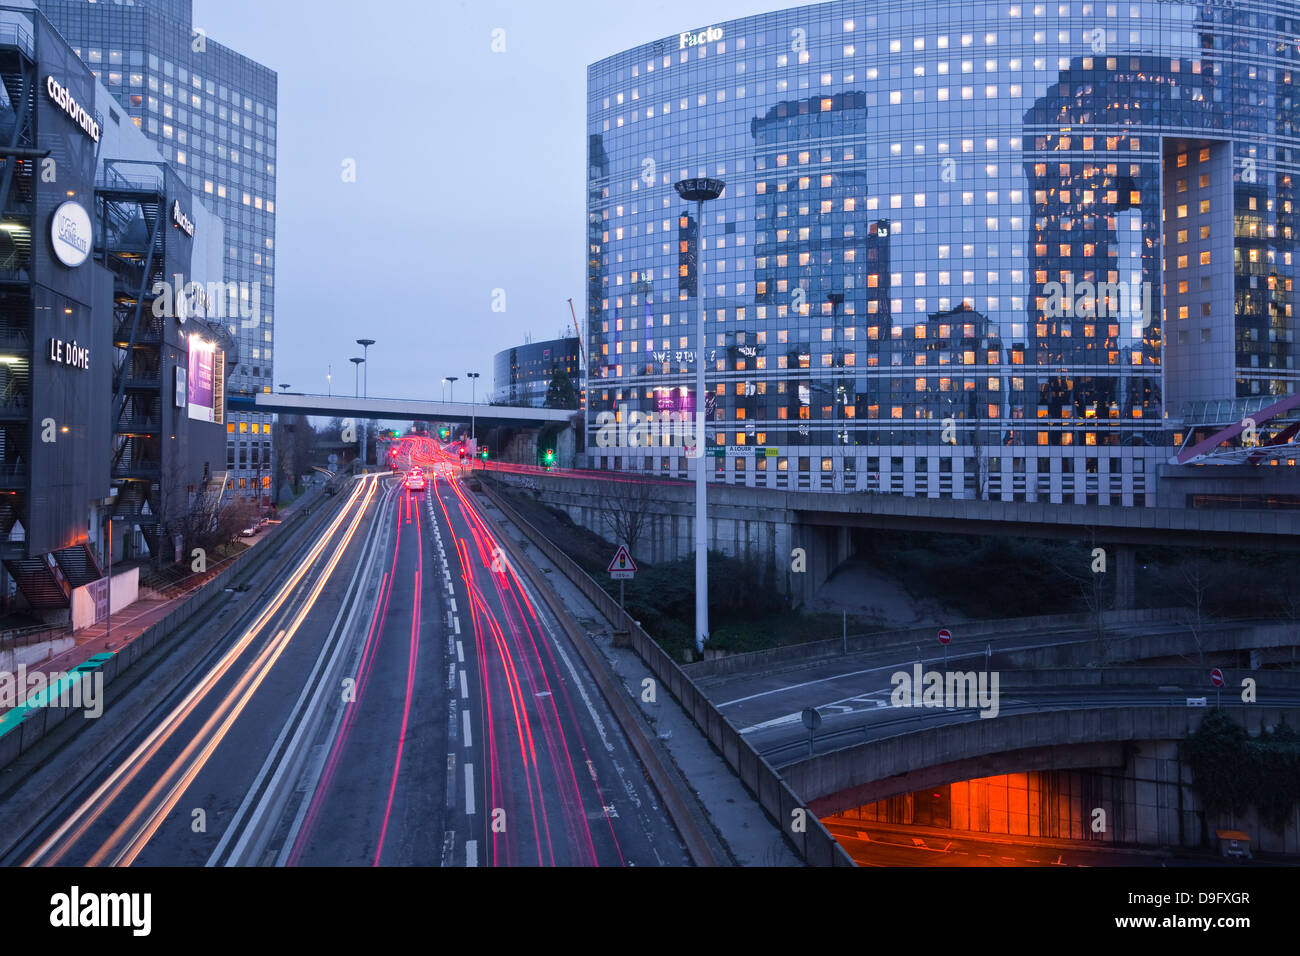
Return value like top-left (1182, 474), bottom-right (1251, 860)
top-left (194, 0), bottom-right (815, 402)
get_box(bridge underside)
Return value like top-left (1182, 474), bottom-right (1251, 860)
top-left (225, 391), bottom-right (576, 429)
top-left (804, 741), bottom-right (1127, 817)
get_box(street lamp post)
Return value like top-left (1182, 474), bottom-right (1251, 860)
top-left (674, 176), bottom-right (725, 654)
top-left (351, 357), bottom-right (363, 398)
top-left (350, 357), bottom-right (364, 467)
top-left (279, 383), bottom-right (290, 392)
top-left (357, 340), bottom-right (375, 467)
top-left (445, 375), bottom-right (458, 403)
top-left (467, 371), bottom-right (480, 465)
top-left (327, 365), bottom-right (332, 396)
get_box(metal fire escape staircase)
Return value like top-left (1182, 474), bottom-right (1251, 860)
top-left (98, 164), bottom-right (168, 563)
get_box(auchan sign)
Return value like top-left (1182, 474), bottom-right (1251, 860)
top-left (679, 25), bottom-right (723, 49)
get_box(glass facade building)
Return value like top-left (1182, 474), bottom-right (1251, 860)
top-left (587, 1), bottom-right (1299, 503)
top-left (40, 0), bottom-right (276, 500)
top-left (493, 336), bottom-right (581, 407)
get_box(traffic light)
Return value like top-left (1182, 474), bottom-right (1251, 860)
top-left (480, 447), bottom-right (489, 460)
top-left (439, 426), bottom-right (450, 441)
top-left (543, 448), bottom-right (555, 467)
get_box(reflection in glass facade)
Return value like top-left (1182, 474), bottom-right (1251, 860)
top-left (40, 0), bottom-right (277, 499)
top-left (587, 1), bottom-right (1299, 504)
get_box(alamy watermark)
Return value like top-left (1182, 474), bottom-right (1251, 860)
top-left (594, 410), bottom-right (702, 451)
top-left (0, 666), bottom-right (103, 718)
top-left (890, 664), bottom-right (1000, 719)
top-left (150, 273), bottom-right (261, 327)
top-left (1040, 278), bottom-right (1154, 328)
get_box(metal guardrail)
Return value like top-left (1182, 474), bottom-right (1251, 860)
top-left (0, 478), bottom-right (351, 774)
top-left (0, 622), bottom-right (60, 650)
top-left (0, 19), bottom-right (35, 59)
top-left (478, 478), bottom-right (855, 867)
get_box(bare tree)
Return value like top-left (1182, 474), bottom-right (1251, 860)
top-left (164, 464), bottom-right (255, 561)
top-left (1047, 528), bottom-right (1112, 665)
top-left (273, 413), bottom-right (318, 500)
top-left (1172, 556), bottom-right (1217, 667)
top-left (596, 477), bottom-right (656, 558)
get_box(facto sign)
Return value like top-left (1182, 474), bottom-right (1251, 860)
top-left (172, 200), bottom-right (195, 238)
top-left (50, 201), bottom-right (91, 268)
top-left (45, 76), bottom-right (100, 143)
top-left (48, 337), bottom-right (91, 370)
top-left (679, 25), bottom-right (723, 49)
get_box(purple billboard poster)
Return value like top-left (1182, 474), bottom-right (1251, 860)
top-left (188, 344), bottom-right (215, 422)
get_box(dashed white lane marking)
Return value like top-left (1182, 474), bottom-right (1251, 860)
top-left (465, 764), bottom-right (476, 815)
top-left (460, 670), bottom-right (468, 699)
top-left (466, 840), bottom-right (478, 867)
top-left (453, 616), bottom-right (460, 636)
top-left (462, 710), bottom-right (473, 748)
top-left (450, 598), bottom-right (457, 613)
top-left (456, 640), bottom-right (464, 663)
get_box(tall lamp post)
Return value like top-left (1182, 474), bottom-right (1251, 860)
top-left (350, 356), bottom-right (364, 467)
top-left (357, 339), bottom-right (375, 466)
top-left (674, 176), bottom-right (725, 654)
top-left (445, 375), bottom-right (458, 403)
top-left (466, 371), bottom-right (480, 465)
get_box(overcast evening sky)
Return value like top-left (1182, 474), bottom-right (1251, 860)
top-left (192, 0), bottom-right (818, 405)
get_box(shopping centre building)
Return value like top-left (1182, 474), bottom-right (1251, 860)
top-left (586, 1), bottom-right (1299, 503)
top-left (40, 0), bottom-right (278, 502)
top-left (0, 1), bottom-right (229, 615)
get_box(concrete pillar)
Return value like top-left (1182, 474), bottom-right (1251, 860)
top-left (774, 521), bottom-right (794, 600)
top-left (1113, 543), bottom-right (1135, 610)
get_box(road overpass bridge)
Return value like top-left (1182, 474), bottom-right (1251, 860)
top-left (226, 391), bottom-right (576, 429)
top-left (780, 702), bottom-right (1300, 855)
top-left (487, 469), bottom-right (1300, 607)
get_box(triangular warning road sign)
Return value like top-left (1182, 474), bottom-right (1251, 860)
top-left (607, 545), bottom-right (638, 574)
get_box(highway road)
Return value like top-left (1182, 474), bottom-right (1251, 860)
top-left (819, 818), bottom-right (1159, 867)
top-left (5, 461), bottom-right (687, 867)
top-left (701, 634), bottom-right (1300, 768)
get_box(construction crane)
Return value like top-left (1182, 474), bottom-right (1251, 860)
top-left (568, 297), bottom-right (586, 411)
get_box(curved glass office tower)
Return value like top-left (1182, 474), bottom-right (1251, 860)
top-left (587, 1), bottom-right (1299, 504)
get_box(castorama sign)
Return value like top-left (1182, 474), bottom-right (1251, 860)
top-left (45, 76), bottom-right (100, 143)
top-left (679, 25), bottom-right (723, 49)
